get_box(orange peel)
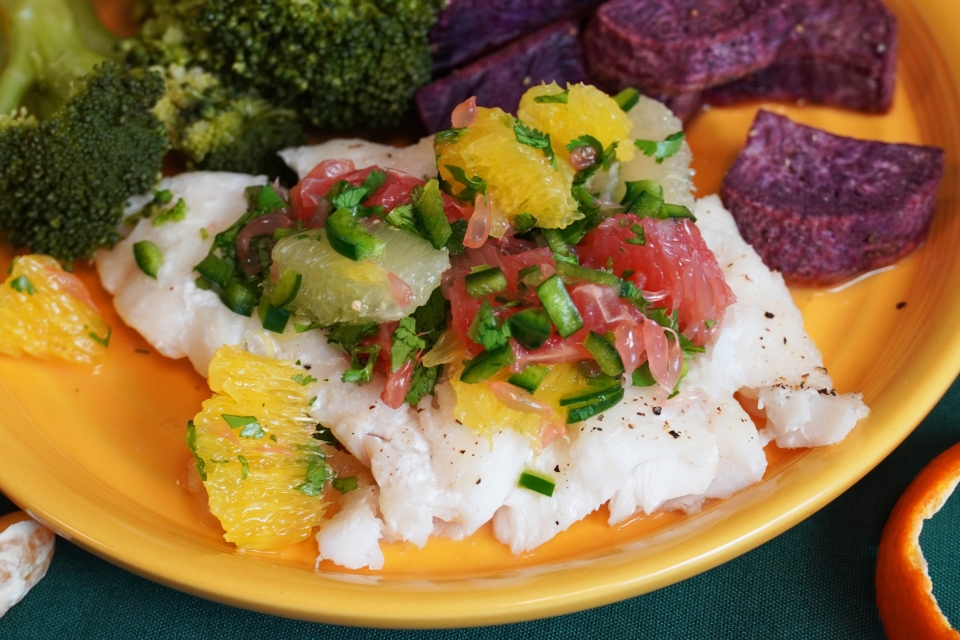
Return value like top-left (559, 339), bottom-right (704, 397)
top-left (0, 511), bottom-right (56, 618)
top-left (877, 442), bottom-right (960, 640)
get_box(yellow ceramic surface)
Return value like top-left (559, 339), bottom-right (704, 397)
top-left (1, 0), bottom-right (959, 627)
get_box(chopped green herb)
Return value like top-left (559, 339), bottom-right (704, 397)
top-left (221, 414), bottom-right (266, 439)
top-left (468, 300), bottom-right (511, 351)
top-left (705, 319), bottom-right (717, 329)
top-left (133, 240), bottom-right (163, 279)
top-left (296, 460), bottom-right (329, 497)
top-left (634, 132), bottom-right (685, 164)
top-left (332, 476), bottom-right (359, 494)
top-left (238, 455), bottom-right (249, 479)
top-left (534, 90), bottom-right (569, 104)
top-left (566, 134), bottom-right (603, 155)
top-left (631, 362), bottom-right (656, 387)
top-left (446, 220), bottom-right (468, 255)
top-left (199, 228), bottom-right (209, 241)
top-left (518, 469), bottom-right (555, 497)
top-left (626, 224), bottom-right (646, 246)
top-left (413, 179), bottom-right (453, 249)
top-left (342, 344), bottom-right (380, 384)
top-left (313, 424), bottom-right (342, 448)
top-left (444, 165), bottom-right (487, 202)
top-left (434, 128), bottom-right (466, 144)
top-left (514, 122), bottom-right (556, 166)
top-left (390, 317), bottom-right (425, 372)
top-left (584, 331), bottom-right (625, 377)
top-left (385, 203), bottom-right (419, 235)
top-left (185, 421), bottom-right (207, 481)
top-left (88, 329), bottom-right (111, 347)
top-left (405, 362), bottom-right (440, 405)
top-left (292, 373), bottom-right (317, 386)
top-left (153, 189), bottom-right (173, 205)
top-left (10, 275), bottom-right (35, 295)
top-left (411, 287), bottom-right (448, 334)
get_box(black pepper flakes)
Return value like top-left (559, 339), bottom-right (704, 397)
top-left (652, 406), bottom-right (662, 416)
top-left (896, 301), bottom-right (907, 310)
top-left (765, 311), bottom-right (775, 319)
top-left (668, 430), bottom-right (680, 439)
top-left (554, 465), bottom-right (560, 473)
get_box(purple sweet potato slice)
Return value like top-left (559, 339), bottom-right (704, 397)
top-left (430, 0), bottom-right (603, 74)
top-left (705, 0), bottom-right (898, 112)
top-left (721, 111), bottom-right (943, 285)
top-left (583, 0), bottom-right (797, 97)
top-left (416, 21), bottom-right (587, 134)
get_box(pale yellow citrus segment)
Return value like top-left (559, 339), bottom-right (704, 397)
top-left (0, 255), bottom-right (109, 363)
top-left (190, 345), bottom-right (328, 551)
top-left (518, 82), bottom-right (636, 164)
top-left (436, 107), bottom-right (580, 229)
top-left (450, 360), bottom-right (590, 441)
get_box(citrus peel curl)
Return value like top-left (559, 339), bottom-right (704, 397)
top-left (877, 442), bottom-right (960, 640)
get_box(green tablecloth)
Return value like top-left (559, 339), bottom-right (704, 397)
top-left (3, 379), bottom-right (959, 639)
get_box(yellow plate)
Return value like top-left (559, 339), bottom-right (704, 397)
top-left (1, 0), bottom-right (959, 627)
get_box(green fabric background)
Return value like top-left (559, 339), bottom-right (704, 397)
top-left (3, 378), bottom-right (960, 639)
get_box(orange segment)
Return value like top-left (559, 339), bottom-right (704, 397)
top-left (0, 255), bottom-right (110, 363)
top-left (190, 345), bottom-right (329, 551)
top-left (518, 82), bottom-right (636, 164)
top-left (0, 511), bottom-right (56, 617)
top-left (436, 106), bottom-right (580, 229)
top-left (877, 442), bottom-right (960, 640)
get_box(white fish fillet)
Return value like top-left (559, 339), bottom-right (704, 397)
top-left (97, 172), bottom-right (266, 377)
top-left (95, 135), bottom-right (868, 567)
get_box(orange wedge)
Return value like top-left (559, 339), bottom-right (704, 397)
top-left (0, 511), bottom-right (56, 617)
top-left (876, 442), bottom-right (960, 640)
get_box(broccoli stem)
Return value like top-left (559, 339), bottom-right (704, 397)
top-left (0, 0), bottom-right (114, 116)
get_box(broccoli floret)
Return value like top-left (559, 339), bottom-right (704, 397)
top-left (124, 0), bottom-right (443, 130)
top-left (0, 64), bottom-right (167, 262)
top-left (154, 65), bottom-right (305, 179)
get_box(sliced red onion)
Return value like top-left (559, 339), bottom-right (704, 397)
top-left (303, 197), bottom-right (330, 229)
top-left (451, 96), bottom-right (478, 128)
top-left (235, 213), bottom-right (295, 274)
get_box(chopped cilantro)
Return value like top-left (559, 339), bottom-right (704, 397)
top-left (390, 317), bottom-right (425, 373)
top-left (291, 373), bottom-right (317, 386)
top-left (468, 300), bottom-right (511, 351)
top-left (342, 344), bottom-right (380, 384)
top-left (88, 329), bottom-right (111, 347)
top-left (434, 128), bottom-right (466, 144)
top-left (514, 122), bottom-right (555, 166)
top-left (626, 224), bottom-right (646, 246)
top-left (295, 460), bottom-right (329, 497)
top-left (185, 420), bottom-right (207, 481)
top-left (10, 275), bottom-right (35, 295)
top-left (614, 88), bottom-right (641, 112)
top-left (634, 132), bottom-right (685, 164)
top-left (444, 165), bottom-right (487, 202)
top-left (221, 414), bottom-right (265, 439)
top-left (332, 476), bottom-right (359, 494)
top-left (534, 90), bottom-right (569, 104)
top-left (705, 319), bottom-right (717, 329)
top-left (385, 203), bottom-right (420, 235)
top-left (313, 424), bottom-right (343, 449)
top-left (405, 363), bottom-right (439, 405)
top-left (412, 287), bottom-right (448, 334)
top-left (238, 455), bottom-right (249, 479)
top-left (199, 228), bottom-right (209, 241)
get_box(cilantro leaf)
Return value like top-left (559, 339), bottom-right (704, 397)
top-left (573, 140), bottom-right (619, 186)
top-left (534, 90), bottom-right (569, 104)
top-left (390, 317), bottom-right (425, 373)
top-left (88, 329), bottom-right (111, 347)
top-left (332, 476), bottom-right (359, 493)
top-left (185, 420), bottom-right (207, 481)
top-left (291, 373), bottom-right (317, 386)
top-left (626, 224), bottom-right (646, 246)
top-left (434, 128), bottom-right (465, 144)
top-left (514, 123), bottom-right (556, 165)
top-left (412, 287), bottom-right (448, 334)
top-left (295, 460), bottom-right (330, 497)
top-left (222, 414), bottom-right (265, 439)
top-left (445, 219), bottom-right (468, 255)
top-left (332, 186), bottom-right (368, 209)
top-left (385, 203), bottom-right (420, 235)
top-left (634, 132), bottom-right (685, 164)
top-left (327, 323), bottom-right (378, 355)
top-left (10, 275), bottom-right (35, 295)
top-left (566, 134), bottom-right (603, 155)
top-left (444, 165), bottom-right (487, 202)
top-left (238, 455), bottom-right (249, 479)
top-left (405, 363), bottom-right (440, 406)
top-left (313, 424), bottom-right (343, 449)
top-left (342, 344), bottom-right (380, 384)
top-left (468, 300), bottom-right (511, 351)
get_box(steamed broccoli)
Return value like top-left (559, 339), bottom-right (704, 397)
top-left (0, 64), bottom-right (168, 262)
top-left (123, 0), bottom-right (444, 130)
top-left (154, 65), bottom-right (305, 179)
top-left (0, 0), bottom-right (306, 261)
